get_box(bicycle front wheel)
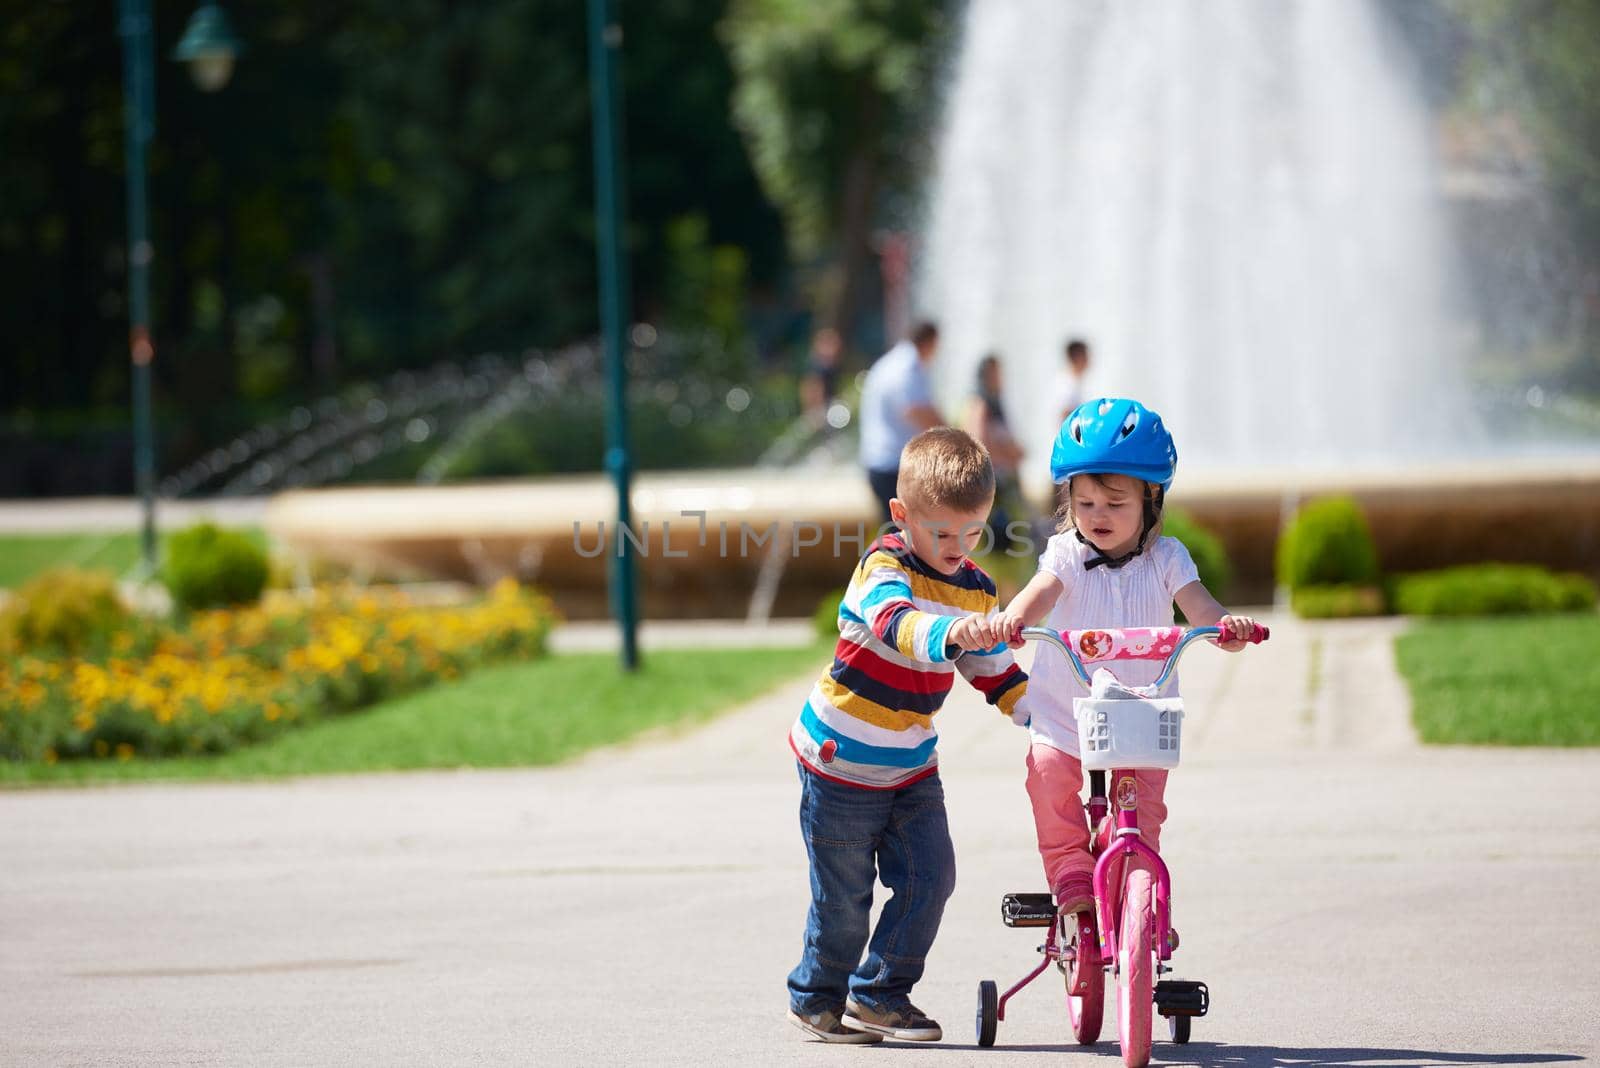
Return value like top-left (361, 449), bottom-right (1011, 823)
top-left (1118, 865), bottom-right (1155, 1068)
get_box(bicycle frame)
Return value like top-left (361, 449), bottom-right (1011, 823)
top-left (981, 622), bottom-right (1267, 1047)
top-left (1019, 625), bottom-right (1233, 969)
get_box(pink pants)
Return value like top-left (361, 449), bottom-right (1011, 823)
top-left (1024, 742), bottom-right (1168, 897)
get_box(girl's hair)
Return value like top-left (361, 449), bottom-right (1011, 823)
top-left (1055, 473), bottom-right (1165, 548)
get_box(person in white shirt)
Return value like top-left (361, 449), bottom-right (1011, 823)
top-left (858, 321), bottom-right (944, 523)
top-left (1055, 338), bottom-right (1092, 425)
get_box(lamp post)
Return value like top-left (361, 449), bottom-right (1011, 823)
top-left (118, 0), bottom-right (240, 577)
top-left (587, 0), bottom-right (639, 671)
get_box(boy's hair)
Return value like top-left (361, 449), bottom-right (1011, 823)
top-left (909, 320), bottom-right (940, 348)
top-left (1064, 338), bottom-right (1090, 362)
top-left (1055, 473), bottom-right (1165, 545)
top-left (897, 427), bottom-right (995, 514)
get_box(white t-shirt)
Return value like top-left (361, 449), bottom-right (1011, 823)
top-left (1055, 373), bottom-right (1088, 423)
top-left (858, 341), bottom-right (933, 472)
top-left (1025, 531), bottom-right (1201, 756)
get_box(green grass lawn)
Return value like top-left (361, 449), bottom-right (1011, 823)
top-left (0, 529), bottom-right (268, 589)
top-left (0, 532), bottom-right (147, 588)
top-left (1394, 614), bottom-right (1600, 746)
top-left (1, 642), bottom-right (828, 786)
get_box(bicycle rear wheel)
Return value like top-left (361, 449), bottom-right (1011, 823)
top-left (1118, 865), bottom-right (1155, 1068)
top-left (1065, 911), bottom-right (1103, 1044)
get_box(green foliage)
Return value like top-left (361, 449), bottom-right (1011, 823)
top-left (1391, 564), bottom-right (1597, 617)
top-left (1162, 509), bottom-right (1232, 601)
top-left (814, 587), bottom-right (846, 641)
top-left (721, 0), bottom-right (950, 327)
top-left (1, 0), bottom-right (784, 457)
top-left (1396, 615), bottom-right (1600, 746)
top-left (723, 0), bottom-right (946, 253)
top-left (1276, 496), bottom-right (1381, 590)
top-left (1451, 2), bottom-right (1600, 262)
top-left (0, 568), bottom-right (129, 657)
top-left (164, 523), bottom-right (270, 611)
top-left (663, 215), bottom-right (752, 362)
top-left (1290, 584), bottom-right (1388, 620)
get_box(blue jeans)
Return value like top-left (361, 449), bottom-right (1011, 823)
top-left (787, 763), bottom-right (957, 1015)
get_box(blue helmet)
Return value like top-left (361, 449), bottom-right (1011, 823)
top-left (1050, 398), bottom-right (1178, 491)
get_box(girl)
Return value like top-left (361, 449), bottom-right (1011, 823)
top-left (984, 397), bottom-right (1258, 917)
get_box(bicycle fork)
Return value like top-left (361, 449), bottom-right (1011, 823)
top-left (1088, 768), bottom-right (1175, 968)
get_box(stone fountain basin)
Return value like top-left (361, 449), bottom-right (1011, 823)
top-left (265, 457), bottom-right (1600, 618)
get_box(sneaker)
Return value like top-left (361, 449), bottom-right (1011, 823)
top-left (788, 1007), bottom-right (884, 1044)
top-left (1054, 873), bottom-right (1095, 918)
top-left (842, 999), bottom-right (943, 1042)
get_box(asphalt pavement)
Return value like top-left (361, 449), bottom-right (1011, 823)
top-left (3, 615), bottom-right (1596, 1066)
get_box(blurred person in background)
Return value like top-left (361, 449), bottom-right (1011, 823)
top-left (1056, 337), bottom-right (1092, 424)
top-left (859, 321), bottom-right (943, 524)
top-left (964, 353), bottom-right (1028, 554)
top-left (800, 327), bottom-right (844, 425)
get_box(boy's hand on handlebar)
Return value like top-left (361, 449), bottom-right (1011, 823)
top-left (946, 614), bottom-right (992, 652)
top-left (1216, 613), bottom-right (1258, 652)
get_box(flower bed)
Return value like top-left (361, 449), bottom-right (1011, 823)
top-left (1, 579), bottom-right (556, 763)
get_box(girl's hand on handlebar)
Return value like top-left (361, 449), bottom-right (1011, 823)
top-left (985, 609), bottom-right (1028, 649)
top-left (1216, 613), bottom-right (1258, 652)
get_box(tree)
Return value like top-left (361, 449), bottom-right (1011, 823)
top-left (721, 0), bottom-right (950, 346)
top-left (1448, 0), bottom-right (1600, 366)
top-left (0, 0), bottom-right (786, 490)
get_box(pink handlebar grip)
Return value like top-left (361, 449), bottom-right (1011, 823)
top-left (1214, 622), bottom-right (1270, 644)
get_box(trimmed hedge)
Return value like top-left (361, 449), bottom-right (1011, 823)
top-left (164, 522), bottom-right (270, 612)
top-left (1164, 508), bottom-right (1232, 601)
top-left (1391, 564), bottom-right (1597, 617)
top-left (1290, 584), bottom-right (1387, 619)
top-left (1277, 496), bottom-right (1380, 590)
top-left (814, 588), bottom-right (846, 641)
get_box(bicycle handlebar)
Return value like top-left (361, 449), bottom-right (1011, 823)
top-left (1019, 623), bottom-right (1269, 691)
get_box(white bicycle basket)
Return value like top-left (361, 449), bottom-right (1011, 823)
top-left (1072, 695), bottom-right (1185, 770)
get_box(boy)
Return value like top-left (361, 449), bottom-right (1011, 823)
top-left (787, 427), bottom-right (1031, 1043)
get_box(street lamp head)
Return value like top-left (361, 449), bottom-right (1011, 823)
top-left (173, 3), bottom-right (241, 92)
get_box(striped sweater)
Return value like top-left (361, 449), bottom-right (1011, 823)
top-left (789, 531), bottom-right (1029, 789)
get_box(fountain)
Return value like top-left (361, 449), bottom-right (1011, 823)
top-left (914, 0), bottom-right (1598, 595)
top-left (923, 0), bottom-right (1478, 472)
top-left (263, 1), bottom-right (1599, 613)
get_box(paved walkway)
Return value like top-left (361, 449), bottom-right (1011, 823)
top-left (0, 497), bottom-right (267, 534)
top-left (3, 616), bottom-right (1597, 1066)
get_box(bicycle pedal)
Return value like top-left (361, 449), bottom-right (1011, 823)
top-left (1153, 979), bottom-right (1209, 1018)
top-left (1001, 892), bottom-right (1056, 928)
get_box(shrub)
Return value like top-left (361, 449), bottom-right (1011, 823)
top-left (164, 523), bottom-right (270, 611)
top-left (814, 588), bottom-right (846, 641)
top-left (1276, 496), bottom-right (1380, 590)
top-left (0, 567), bottom-right (130, 656)
top-left (1290, 584), bottom-right (1388, 619)
top-left (1391, 564), bottom-right (1598, 617)
top-left (1163, 508), bottom-right (1232, 601)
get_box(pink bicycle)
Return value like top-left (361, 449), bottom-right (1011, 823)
top-left (975, 623), bottom-right (1269, 1066)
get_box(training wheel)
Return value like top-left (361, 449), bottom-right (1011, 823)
top-left (1168, 1014), bottom-right (1191, 1044)
top-left (976, 980), bottom-right (998, 1047)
